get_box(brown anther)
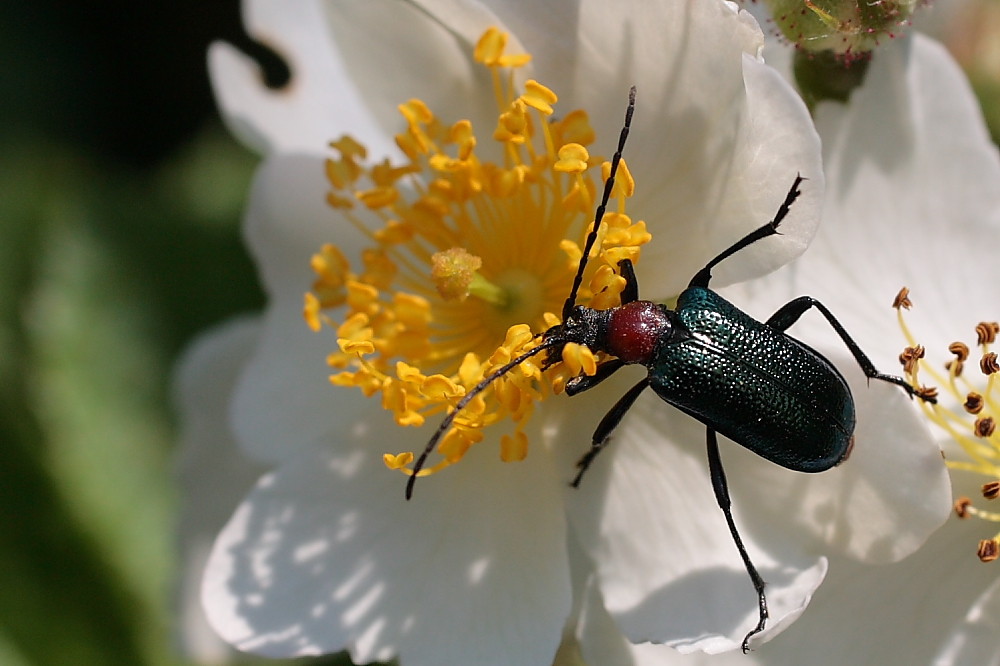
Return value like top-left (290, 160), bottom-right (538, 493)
top-left (977, 538), bottom-right (999, 563)
top-left (983, 480), bottom-right (1000, 501)
top-left (981, 352), bottom-right (999, 375)
top-left (945, 360), bottom-right (964, 377)
top-left (964, 392), bottom-right (985, 414)
top-left (974, 416), bottom-right (996, 438)
top-left (976, 322), bottom-right (999, 346)
top-left (949, 341), bottom-right (970, 362)
top-left (892, 287), bottom-right (912, 310)
top-left (898, 345), bottom-right (925, 374)
top-left (954, 496), bottom-right (972, 518)
top-left (915, 386), bottom-right (938, 403)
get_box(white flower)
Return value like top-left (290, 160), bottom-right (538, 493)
top-left (631, 32), bottom-right (998, 666)
top-left (184, 1), bottom-right (947, 663)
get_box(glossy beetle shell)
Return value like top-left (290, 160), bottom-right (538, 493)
top-left (646, 287), bottom-right (855, 473)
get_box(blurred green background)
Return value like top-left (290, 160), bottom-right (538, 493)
top-left (0, 2), bottom-right (996, 665)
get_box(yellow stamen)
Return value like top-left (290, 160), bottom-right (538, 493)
top-left (894, 287), bottom-right (1000, 562)
top-left (306, 28), bottom-right (650, 483)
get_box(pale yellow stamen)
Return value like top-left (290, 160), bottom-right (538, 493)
top-left (895, 287), bottom-right (1000, 562)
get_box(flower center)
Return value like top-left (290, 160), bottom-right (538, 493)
top-left (893, 287), bottom-right (1000, 563)
top-left (304, 28), bottom-right (650, 479)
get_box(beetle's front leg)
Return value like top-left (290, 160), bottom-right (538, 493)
top-left (565, 359), bottom-right (625, 396)
top-left (617, 259), bottom-right (639, 304)
top-left (706, 428), bottom-right (768, 652)
top-left (571, 377), bottom-right (649, 487)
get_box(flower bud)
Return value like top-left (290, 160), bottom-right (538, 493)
top-left (764, 0), bottom-right (918, 56)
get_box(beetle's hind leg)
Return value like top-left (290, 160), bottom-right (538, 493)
top-left (764, 296), bottom-right (934, 402)
top-left (706, 428), bottom-right (768, 653)
top-left (571, 377), bottom-right (649, 487)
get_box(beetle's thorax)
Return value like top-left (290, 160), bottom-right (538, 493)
top-left (605, 300), bottom-right (678, 363)
top-left (544, 300), bottom-right (682, 367)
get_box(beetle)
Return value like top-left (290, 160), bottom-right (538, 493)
top-left (405, 87), bottom-right (928, 652)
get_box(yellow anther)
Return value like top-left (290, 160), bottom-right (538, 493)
top-left (473, 27), bottom-right (530, 68)
top-left (326, 156), bottom-right (358, 190)
top-left (399, 98), bottom-right (434, 125)
top-left (588, 265), bottom-right (626, 311)
top-left (371, 159), bottom-right (418, 187)
top-left (561, 342), bottom-right (598, 377)
top-left (421, 374), bottom-right (464, 400)
top-left (604, 157), bottom-right (635, 197)
top-left (326, 192), bottom-right (355, 210)
top-left (501, 324), bottom-right (535, 354)
top-left (356, 186), bottom-right (399, 209)
top-left (439, 429), bottom-right (475, 462)
top-left (330, 135), bottom-right (367, 160)
top-left (602, 246), bottom-right (641, 269)
top-left (383, 452), bottom-right (414, 470)
top-left (554, 110), bottom-right (596, 146)
top-left (392, 292), bottom-right (432, 328)
top-left (457, 353), bottom-right (483, 387)
top-left (373, 219), bottom-right (415, 244)
top-left (473, 27), bottom-right (507, 65)
top-left (500, 431), bottom-right (529, 462)
top-left (311, 243), bottom-right (351, 287)
top-left (304, 292), bottom-right (323, 332)
top-left (495, 100), bottom-right (529, 144)
top-left (521, 80), bottom-right (558, 115)
top-left (337, 312), bottom-right (371, 339)
top-left (395, 362), bottom-right (426, 385)
top-left (554, 143), bottom-right (590, 173)
top-left (338, 338), bottom-right (376, 355)
top-left (345, 280), bottom-right (380, 315)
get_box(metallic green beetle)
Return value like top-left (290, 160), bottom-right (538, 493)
top-left (408, 87), bottom-right (927, 653)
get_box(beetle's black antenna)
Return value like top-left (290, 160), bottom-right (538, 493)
top-left (405, 340), bottom-right (556, 499)
top-left (407, 88), bottom-right (637, 500)
top-left (561, 86), bottom-right (636, 322)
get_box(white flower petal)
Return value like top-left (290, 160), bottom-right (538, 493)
top-left (317, 0), bottom-right (512, 141)
top-left (209, 0), bottom-right (391, 156)
top-left (229, 153), bottom-right (371, 463)
top-left (720, 34), bottom-right (991, 561)
top-left (935, 570), bottom-right (1000, 665)
top-left (717, 469), bottom-right (1000, 664)
top-left (415, 0), bottom-right (823, 297)
top-left (173, 316), bottom-right (271, 663)
top-left (735, 35), bottom-right (1000, 368)
top-left (203, 434), bottom-right (571, 665)
top-left (729, 361), bottom-right (950, 563)
top-left (200, 2), bottom-right (834, 661)
top-left (565, 390), bottom-right (828, 653)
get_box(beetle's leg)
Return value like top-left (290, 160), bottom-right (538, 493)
top-left (764, 296), bottom-right (933, 401)
top-left (565, 359), bottom-right (626, 396)
top-left (688, 175), bottom-right (804, 289)
top-left (617, 259), bottom-right (639, 304)
top-left (571, 377), bottom-right (649, 487)
top-left (706, 428), bottom-right (768, 653)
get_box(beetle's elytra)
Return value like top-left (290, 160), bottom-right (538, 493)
top-left (407, 87), bottom-right (927, 653)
